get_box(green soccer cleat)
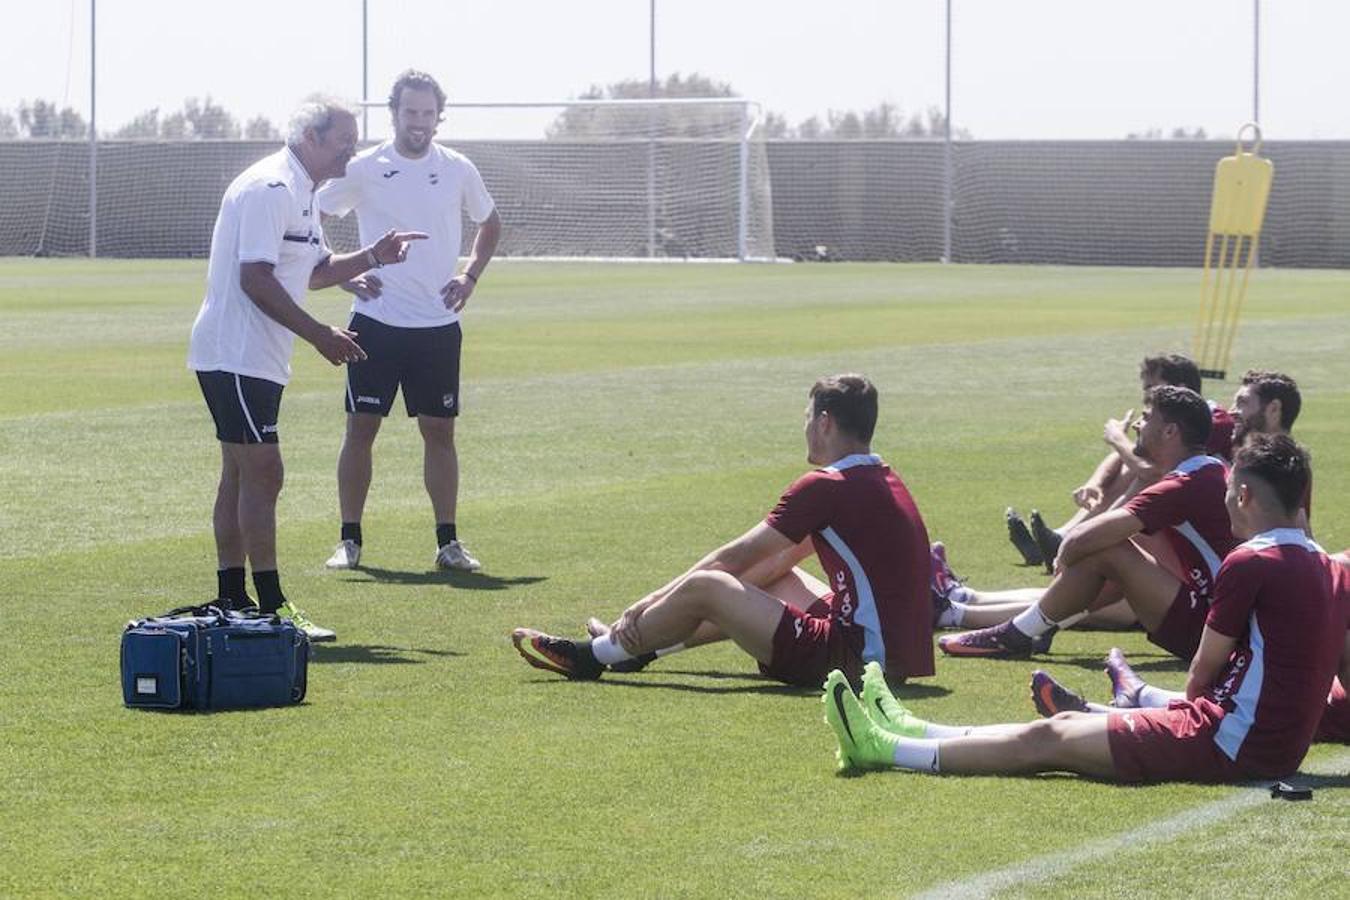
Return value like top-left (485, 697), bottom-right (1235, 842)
top-left (821, 670), bottom-right (901, 771)
top-left (860, 661), bottom-right (929, 738)
top-left (277, 601), bottom-right (336, 643)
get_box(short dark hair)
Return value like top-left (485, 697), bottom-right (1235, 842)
top-left (1145, 385), bottom-right (1212, 449)
top-left (810, 374), bottom-right (878, 443)
top-left (1140, 354), bottom-right (1202, 393)
top-left (1232, 433), bottom-right (1310, 515)
top-left (1240, 370), bottom-right (1301, 430)
top-left (388, 69), bottom-right (446, 115)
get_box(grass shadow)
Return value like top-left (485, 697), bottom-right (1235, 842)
top-left (340, 566), bottom-right (548, 591)
top-left (311, 644), bottom-right (464, 665)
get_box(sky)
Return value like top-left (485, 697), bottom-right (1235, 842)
top-left (4, 0), bottom-right (1348, 141)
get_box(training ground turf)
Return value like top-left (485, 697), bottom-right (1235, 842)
top-left (1, 259), bottom-right (1347, 897)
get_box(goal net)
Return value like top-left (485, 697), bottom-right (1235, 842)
top-left (337, 97), bottom-right (778, 262)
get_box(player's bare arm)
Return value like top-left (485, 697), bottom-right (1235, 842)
top-left (441, 209), bottom-right (502, 312)
top-left (310, 229), bottom-right (429, 290)
top-left (1054, 507), bottom-right (1142, 569)
top-left (1104, 408), bottom-right (1160, 480)
top-left (239, 261), bottom-right (365, 365)
top-left (1184, 625), bottom-right (1239, 699)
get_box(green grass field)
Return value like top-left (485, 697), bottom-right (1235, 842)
top-left (2, 259), bottom-right (1347, 898)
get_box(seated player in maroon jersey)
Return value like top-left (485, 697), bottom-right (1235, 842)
top-left (1037, 549), bottom-right (1349, 745)
top-left (939, 386), bottom-right (1237, 659)
top-left (932, 368), bottom-right (1309, 634)
top-left (823, 435), bottom-right (1347, 783)
top-left (510, 374), bottom-right (934, 687)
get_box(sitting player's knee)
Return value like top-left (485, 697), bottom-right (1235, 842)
top-left (677, 570), bottom-right (741, 607)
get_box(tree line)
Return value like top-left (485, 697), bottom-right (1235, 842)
top-left (0, 97), bottom-right (279, 140)
top-left (0, 74), bottom-right (1214, 142)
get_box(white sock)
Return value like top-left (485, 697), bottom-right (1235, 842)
top-left (935, 601), bottom-right (968, 629)
top-left (589, 634), bottom-right (635, 665)
top-left (654, 643), bottom-right (686, 657)
top-left (890, 737), bottom-right (942, 773)
top-left (922, 722), bottom-right (974, 739)
top-left (1011, 604), bottom-right (1057, 638)
top-left (1085, 701), bottom-right (1114, 714)
top-left (1136, 685), bottom-right (1181, 708)
top-left (1057, 611), bottom-right (1087, 628)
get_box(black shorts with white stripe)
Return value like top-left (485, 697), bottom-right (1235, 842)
top-left (196, 370), bottom-right (284, 444)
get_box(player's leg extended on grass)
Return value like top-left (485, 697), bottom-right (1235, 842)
top-left (825, 672), bottom-right (1114, 776)
top-left (337, 412), bottom-right (383, 524)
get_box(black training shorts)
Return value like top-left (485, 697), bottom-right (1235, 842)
top-left (197, 370), bottom-right (284, 444)
top-left (344, 312), bottom-right (462, 418)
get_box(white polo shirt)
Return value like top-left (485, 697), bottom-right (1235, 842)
top-left (317, 141), bottom-right (495, 328)
top-left (188, 147), bottom-right (329, 386)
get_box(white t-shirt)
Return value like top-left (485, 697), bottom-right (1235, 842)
top-left (188, 147), bottom-right (328, 386)
top-left (317, 141), bottom-right (495, 328)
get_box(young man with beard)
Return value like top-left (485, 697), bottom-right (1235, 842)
top-left (511, 375), bottom-right (935, 688)
top-left (318, 70), bottom-right (502, 573)
top-left (824, 435), bottom-right (1346, 784)
top-left (188, 97), bottom-right (427, 640)
top-left (939, 386), bottom-right (1237, 661)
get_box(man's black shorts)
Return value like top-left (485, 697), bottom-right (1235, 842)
top-left (197, 370), bottom-right (284, 444)
top-left (345, 312), bottom-right (462, 418)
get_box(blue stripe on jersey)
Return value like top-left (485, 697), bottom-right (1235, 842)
top-left (1214, 616), bottom-right (1266, 761)
top-left (820, 526), bottom-right (883, 668)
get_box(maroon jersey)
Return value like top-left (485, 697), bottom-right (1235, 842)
top-left (1205, 530), bottom-right (1348, 776)
top-left (1206, 403), bottom-right (1235, 461)
top-left (763, 454), bottom-right (933, 680)
top-left (1124, 455), bottom-right (1237, 601)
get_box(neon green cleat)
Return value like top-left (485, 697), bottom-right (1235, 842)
top-left (860, 661), bottom-right (929, 738)
top-left (821, 670), bottom-right (901, 771)
top-left (277, 600), bottom-right (336, 643)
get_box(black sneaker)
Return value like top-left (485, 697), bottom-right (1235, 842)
top-left (1006, 508), bottom-right (1044, 566)
top-left (1029, 510), bottom-right (1062, 574)
top-left (512, 628), bottom-right (604, 680)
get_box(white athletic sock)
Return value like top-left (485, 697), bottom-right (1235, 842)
top-left (1010, 604), bottom-right (1057, 638)
top-left (935, 601), bottom-right (968, 629)
top-left (590, 634), bottom-right (635, 665)
top-left (922, 722), bottom-right (974, 739)
top-left (890, 737), bottom-right (942, 773)
top-left (1057, 611), bottom-right (1088, 628)
top-left (1085, 701), bottom-right (1114, 714)
top-left (1136, 685), bottom-right (1181, 708)
top-left (654, 643), bottom-right (686, 657)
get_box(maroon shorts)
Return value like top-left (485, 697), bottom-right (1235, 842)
top-left (758, 596), bottom-right (862, 688)
top-left (1107, 698), bottom-right (1242, 783)
top-left (1147, 581), bottom-right (1210, 660)
top-left (1314, 678), bottom-right (1350, 744)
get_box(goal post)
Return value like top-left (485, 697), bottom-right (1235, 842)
top-left (355, 97), bottom-right (780, 262)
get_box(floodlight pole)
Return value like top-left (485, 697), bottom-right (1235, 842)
top-left (942, 0), bottom-right (952, 264)
top-left (646, 0), bottom-right (657, 258)
top-left (1252, 0), bottom-right (1260, 123)
top-left (361, 0), bottom-right (369, 140)
top-left (88, 0), bottom-right (97, 258)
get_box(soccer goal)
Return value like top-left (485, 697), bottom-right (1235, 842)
top-left (357, 97), bottom-right (780, 262)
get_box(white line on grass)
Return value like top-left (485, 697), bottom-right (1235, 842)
top-left (913, 748), bottom-right (1350, 900)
